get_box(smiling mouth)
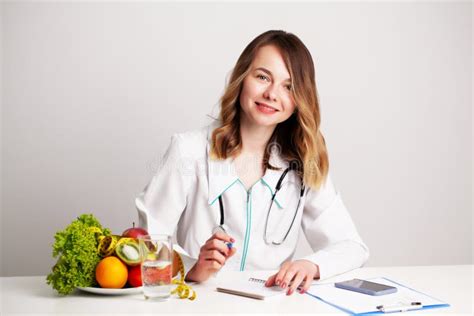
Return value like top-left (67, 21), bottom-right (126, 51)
top-left (255, 102), bottom-right (279, 111)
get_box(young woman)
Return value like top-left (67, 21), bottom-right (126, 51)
top-left (136, 30), bottom-right (369, 295)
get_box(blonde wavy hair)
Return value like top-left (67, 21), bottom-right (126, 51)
top-left (210, 30), bottom-right (329, 190)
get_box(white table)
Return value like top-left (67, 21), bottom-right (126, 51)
top-left (1, 265), bottom-right (472, 315)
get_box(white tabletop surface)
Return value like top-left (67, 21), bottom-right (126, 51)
top-left (1, 265), bottom-right (472, 315)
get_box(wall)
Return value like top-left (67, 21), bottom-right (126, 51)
top-left (1, 1), bottom-right (472, 276)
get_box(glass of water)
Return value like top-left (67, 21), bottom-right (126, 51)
top-left (138, 234), bottom-right (173, 300)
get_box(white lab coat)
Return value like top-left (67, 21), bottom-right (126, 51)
top-left (135, 120), bottom-right (369, 280)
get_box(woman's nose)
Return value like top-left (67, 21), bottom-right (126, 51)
top-left (263, 85), bottom-right (277, 101)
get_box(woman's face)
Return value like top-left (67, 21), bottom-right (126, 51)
top-left (239, 45), bottom-right (296, 128)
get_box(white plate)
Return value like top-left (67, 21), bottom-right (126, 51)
top-left (77, 286), bottom-right (142, 295)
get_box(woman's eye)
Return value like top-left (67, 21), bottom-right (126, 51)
top-left (256, 74), bottom-right (291, 90)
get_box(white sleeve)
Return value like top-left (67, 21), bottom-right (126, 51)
top-left (298, 174), bottom-right (370, 280)
top-left (135, 134), bottom-right (197, 274)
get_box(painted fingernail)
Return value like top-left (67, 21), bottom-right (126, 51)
top-left (275, 280), bottom-right (280, 286)
top-left (230, 238), bottom-right (235, 242)
top-left (287, 289), bottom-right (293, 295)
top-left (282, 282), bottom-right (287, 288)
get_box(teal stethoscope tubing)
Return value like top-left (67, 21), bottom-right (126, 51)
top-left (215, 166), bottom-right (305, 245)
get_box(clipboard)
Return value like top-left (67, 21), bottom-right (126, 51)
top-left (305, 277), bottom-right (450, 315)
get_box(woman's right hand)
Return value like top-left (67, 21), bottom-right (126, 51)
top-left (185, 231), bottom-right (237, 283)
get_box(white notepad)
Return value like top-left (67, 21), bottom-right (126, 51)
top-left (216, 277), bottom-right (286, 300)
top-left (306, 277), bottom-right (449, 315)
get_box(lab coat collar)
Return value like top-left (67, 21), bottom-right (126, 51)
top-left (206, 121), bottom-right (239, 205)
top-left (206, 120), bottom-right (288, 208)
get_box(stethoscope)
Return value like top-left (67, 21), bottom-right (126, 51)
top-left (212, 166), bottom-right (305, 245)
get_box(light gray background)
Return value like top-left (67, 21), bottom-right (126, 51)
top-left (1, 1), bottom-right (472, 277)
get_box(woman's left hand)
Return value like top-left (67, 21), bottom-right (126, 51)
top-left (265, 260), bottom-right (320, 295)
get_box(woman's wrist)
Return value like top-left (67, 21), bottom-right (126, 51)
top-left (184, 265), bottom-right (197, 282)
top-left (313, 263), bottom-right (320, 279)
top-left (185, 263), bottom-right (206, 283)
top-left (295, 259), bottom-right (320, 279)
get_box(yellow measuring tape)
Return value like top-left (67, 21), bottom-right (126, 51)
top-left (171, 253), bottom-right (196, 300)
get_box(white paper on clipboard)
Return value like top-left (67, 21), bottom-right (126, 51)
top-left (306, 277), bottom-right (449, 315)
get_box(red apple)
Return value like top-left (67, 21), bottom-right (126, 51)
top-left (122, 222), bottom-right (148, 239)
top-left (128, 265), bottom-right (142, 287)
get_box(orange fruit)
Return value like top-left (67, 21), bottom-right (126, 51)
top-left (95, 256), bottom-right (128, 288)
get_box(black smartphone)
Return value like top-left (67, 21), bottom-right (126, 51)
top-left (335, 279), bottom-right (397, 296)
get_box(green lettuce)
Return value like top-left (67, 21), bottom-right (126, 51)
top-left (46, 214), bottom-right (111, 295)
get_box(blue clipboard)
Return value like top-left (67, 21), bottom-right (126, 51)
top-left (305, 277), bottom-right (450, 315)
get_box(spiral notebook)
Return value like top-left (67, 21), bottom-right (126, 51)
top-left (216, 277), bottom-right (287, 300)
